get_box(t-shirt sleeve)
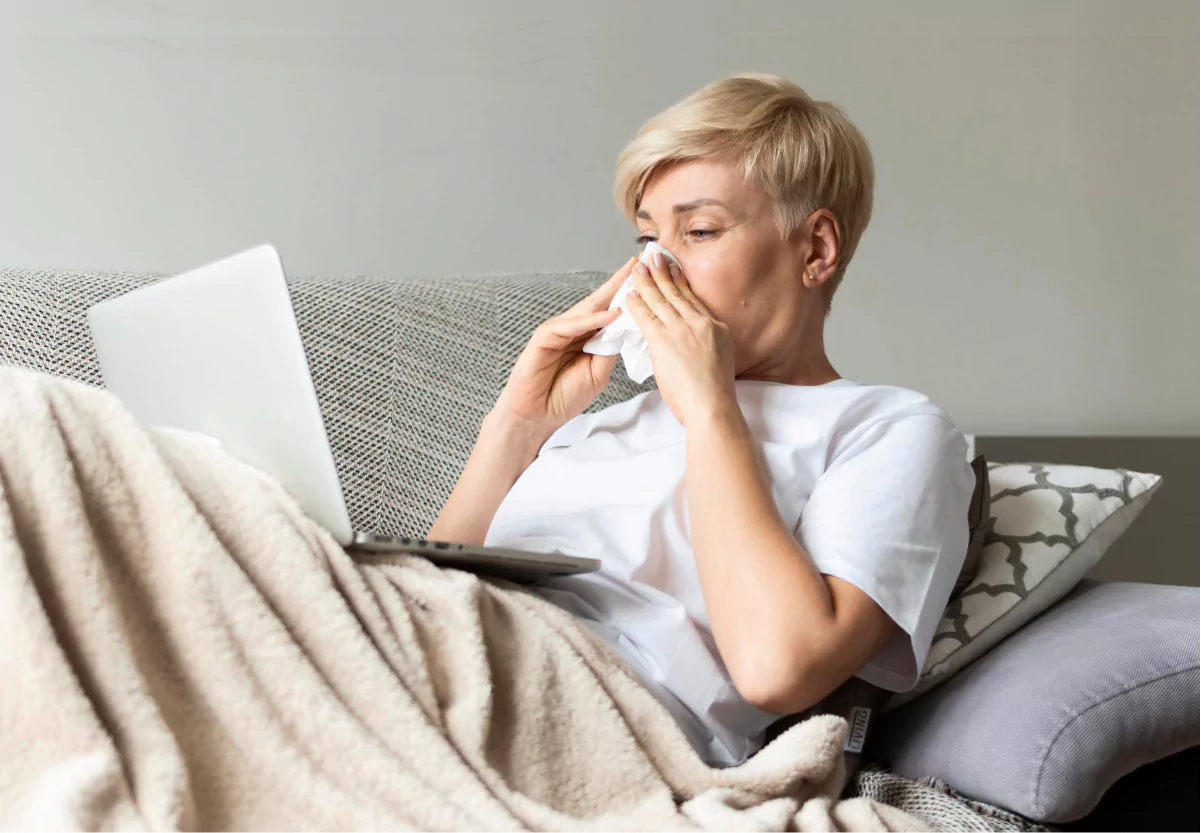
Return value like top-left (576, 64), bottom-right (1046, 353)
top-left (794, 413), bottom-right (975, 692)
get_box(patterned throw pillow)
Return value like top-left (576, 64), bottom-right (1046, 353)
top-left (890, 462), bottom-right (1163, 708)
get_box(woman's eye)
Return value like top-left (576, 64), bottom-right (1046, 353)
top-left (633, 230), bottom-right (716, 246)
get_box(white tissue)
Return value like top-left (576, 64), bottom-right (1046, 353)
top-left (582, 241), bottom-right (681, 383)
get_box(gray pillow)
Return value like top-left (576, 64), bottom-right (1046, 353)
top-left (867, 579), bottom-right (1199, 823)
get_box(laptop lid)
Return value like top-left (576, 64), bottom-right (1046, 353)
top-left (87, 243), bottom-right (355, 546)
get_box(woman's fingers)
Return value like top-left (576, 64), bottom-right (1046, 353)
top-left (667, 264), bottom-right (710, 318)
top-left (658, 264), bottom-right (706, 321)
top-left (536, 307), bottom-right (620, 348)
top-left (629, 261), bottom-right (665, 314)
top-left (625, 290), bottom-right (665, 336)
top-left (631, 258), bottom-right (685, 326)
top-left (587, 351), bottom-right (620, 387)
top-left (568, 257), bottom-right (638, 315)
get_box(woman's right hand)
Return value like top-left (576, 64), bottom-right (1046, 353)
top-left (492, 256), bottom-right (639, 438)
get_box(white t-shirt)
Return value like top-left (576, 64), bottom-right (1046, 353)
top-left (484, 378), bottom-right (975, 767)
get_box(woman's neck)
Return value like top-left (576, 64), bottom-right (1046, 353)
top-left (735, 324), bottom-right (840, 387)
top-left (735, 360), bottom-right (840, 387)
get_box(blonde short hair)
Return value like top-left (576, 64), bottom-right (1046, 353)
top-left (614, 74), bottom-right (874, 314)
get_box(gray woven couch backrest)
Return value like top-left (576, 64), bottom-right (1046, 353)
top-left (0, 267), bottom-right (655, 537)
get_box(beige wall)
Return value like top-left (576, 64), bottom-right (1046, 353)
top-left (1, 0), bottom-right (1196, 436)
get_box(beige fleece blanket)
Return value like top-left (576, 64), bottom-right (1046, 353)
top-left (0, 367), bottom-right (926, 832)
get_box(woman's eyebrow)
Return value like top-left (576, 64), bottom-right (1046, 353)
top-left (636, 199), bottom-right (728, 220)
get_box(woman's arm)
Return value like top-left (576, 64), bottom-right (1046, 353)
top-left (620, 253), bottom-right (899, 715)
top-left (426, 410), bottom-right (550, 546)
top-left (427, 258), bottom-right (641, 545)
top-left (685, 402), bottom-right (897, 715)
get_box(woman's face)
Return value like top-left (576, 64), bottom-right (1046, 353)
top-left (633, 158), bottom-right (828, 380)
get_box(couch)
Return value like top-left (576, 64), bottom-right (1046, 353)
top-left (1, 262), bottom-right (1196, 831)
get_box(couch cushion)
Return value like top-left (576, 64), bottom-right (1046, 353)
top-left (0, 266), bottom-right (656, 537)
top-left (868, 579), bottom-right (1200, 823)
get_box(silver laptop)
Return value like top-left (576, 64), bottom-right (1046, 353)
top-left (86, 243), bottom-right (599, 584)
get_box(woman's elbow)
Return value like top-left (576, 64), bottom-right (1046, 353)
top-left (732, 656), bottom-right (826, 716)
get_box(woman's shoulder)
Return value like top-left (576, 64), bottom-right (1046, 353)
top-left (741, 377), bottom-right (965, 451)
top-left (830, 379), bottom-right (953, 422)
top-left (742, 377), bottom-right (955, 423)
top-left (818, 381), bottom-right (968, 463)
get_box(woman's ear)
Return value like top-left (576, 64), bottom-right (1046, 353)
top-left (803, 209), bottom-right (841, 286)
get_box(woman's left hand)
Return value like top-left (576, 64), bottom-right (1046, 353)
top-left (625, 253), bottom-right (738, 426)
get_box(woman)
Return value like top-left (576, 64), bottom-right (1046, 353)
top-left (429, 73), bottom-right (975, 767)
